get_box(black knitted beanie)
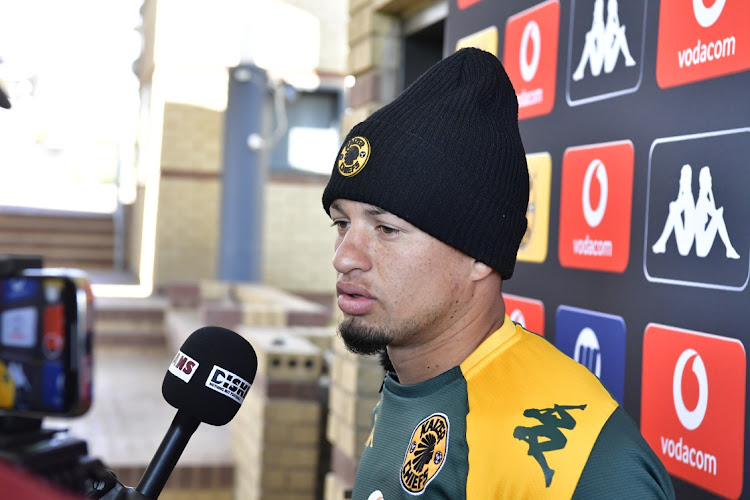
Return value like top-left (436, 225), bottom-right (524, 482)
top-left (322, 47), bottom-right (529, 280)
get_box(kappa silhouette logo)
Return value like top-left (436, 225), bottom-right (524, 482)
top-left (571, 0), bottom-right (637, 81)
top-left (644, 129), bottom-right (750, 291)
top-left (651, 165), bottom-right (740, 260)
top-left (656, 0), bottom-right (750, 88)
top-left (558, 141), bottom-right (633, 273)
top-left (513, 404), bottom-right (587, 487)
top-left (503, 0), bottom-right (560, 119)
top-left (641, 324), bottom-right (745, 499)
top-left (566, 0), bottom-right (646, 105)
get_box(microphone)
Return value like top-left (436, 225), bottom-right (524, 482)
top-left (135, 326), bottom-right (258, 499)
top-left (0, 84), bottom-right (10, 109)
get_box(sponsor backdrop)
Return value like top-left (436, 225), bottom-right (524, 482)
top-left (445, 1), bottom-right (749, 498)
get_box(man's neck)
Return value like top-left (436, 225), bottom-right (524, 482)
top-left (387, 306), bottom-right (505, 385)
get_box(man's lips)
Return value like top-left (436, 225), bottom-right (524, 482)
top-left (336, 283), bottom-right (375, 315)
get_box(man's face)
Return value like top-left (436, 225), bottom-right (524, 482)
top-left (329, 199), bottom-right (476, 355)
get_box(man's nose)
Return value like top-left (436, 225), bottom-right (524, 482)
top-left (333, 226), bottom-right (372, 274)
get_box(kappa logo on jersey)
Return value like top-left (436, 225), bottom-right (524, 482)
top-left (641, 324), bottom-right (745, 499)
top-left (644, 128), bottom-right (750, 291)
top-left (401, 413), bottom-right (449, 494)
top-left (555, 305), bottom-right (626, 404)
top-left (503, 0), bottom-right (560, 120)
top-left (566, 0), bottom-right (646, 106)
top-left (517, 153), bottom-right (551, 264)
top-left (656, 0), bottom-right (750, 88)
top-left (503, 293), bottom-right (545, 336)
top-left (513, 404), bottom-right (587, 487)
top-left (558, 141), bottom-right (633, 273)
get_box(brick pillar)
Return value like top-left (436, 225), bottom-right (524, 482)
top-left (324, 335), bottom-right (384, 498)
top-left (232, 330), bottom-right (325, 500)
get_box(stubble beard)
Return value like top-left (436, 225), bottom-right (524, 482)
top-left (338, 302), bottom-right (445, 373)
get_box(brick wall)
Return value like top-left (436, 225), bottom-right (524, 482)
top-left (135, 0), bottom-right (349, 295)
top-left (264, 179), bottom-right (336, 294)
top-left (151, 102), bottom-right (222, 285)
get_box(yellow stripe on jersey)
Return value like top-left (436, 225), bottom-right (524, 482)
top-left (460, 317), bottom-right (618, 499)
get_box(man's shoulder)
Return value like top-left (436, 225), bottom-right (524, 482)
top-left (573, 407), bottom-right (676, 499)
top-left (465, 324), bottom-right (615, 403)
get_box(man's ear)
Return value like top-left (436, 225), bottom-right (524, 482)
top-left (470, 260), bottom-right (494, 281)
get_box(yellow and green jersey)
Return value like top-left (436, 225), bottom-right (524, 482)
top-left (352, 318), bottom-right (674, 499)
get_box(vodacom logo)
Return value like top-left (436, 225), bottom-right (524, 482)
top-left (519, 20), bottom-right (541, 82)
top-left (693, 0), bottom-right (726, 28)
top-left (509, 309), bottom-right (527, 328)
top-left (582, 159), bottom-right (608, 227)
top-left (672, 348), bottom-right (709, 431)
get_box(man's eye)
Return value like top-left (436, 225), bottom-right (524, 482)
top-left (379, 225), bottom-right (399, 235)
top-left (331, 220), bottom-right (348, 230)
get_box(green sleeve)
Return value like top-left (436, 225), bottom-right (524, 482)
top-left (572, 407), bottom-right (676, 499)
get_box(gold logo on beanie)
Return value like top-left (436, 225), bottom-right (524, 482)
top-left (337, 136), bottom-right (371, 177)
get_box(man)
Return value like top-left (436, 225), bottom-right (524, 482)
top-left (322, 48), bottom-right (674, 499)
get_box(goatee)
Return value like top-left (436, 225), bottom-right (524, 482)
top-left (338, 318), bottom-right (389, 356)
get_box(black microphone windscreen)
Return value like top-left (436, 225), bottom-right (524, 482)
top-left (162, 326), bottom-right (258, 426)
top-left (0, 85), bottom-right (10, 109)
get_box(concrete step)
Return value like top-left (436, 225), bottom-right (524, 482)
top-left (0, 209), bottom-right (116, 270)
top-left (94, 296), bottom-right (169, 348)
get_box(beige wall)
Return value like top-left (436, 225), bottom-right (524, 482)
top-left (132, 0), bottom-right (445, 296)
top-left (132, 0), bottom-right (350, 294)
top-left (151, 98), bottom-right (337, 294)
top-left (283, 0), bottom-right (350, 74)
top-left (154, 102), bottom-right (223, 284)
top-left (263, 179), bottom-right (336, 294)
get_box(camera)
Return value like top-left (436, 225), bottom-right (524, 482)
top-left (0, 266), bottom-right (94, 419)
top-left (0, 255), bottom-right (111, 498)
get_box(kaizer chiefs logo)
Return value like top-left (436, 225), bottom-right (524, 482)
top-left (401, 413), bottom-right (449, 494)
top-left (337, 136), bottom-right (371, 177)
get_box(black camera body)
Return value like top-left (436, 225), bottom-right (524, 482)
top-left (0, 264), bottom-right (94, 419)
top-left (0, 255), bottom-right (112, 498)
